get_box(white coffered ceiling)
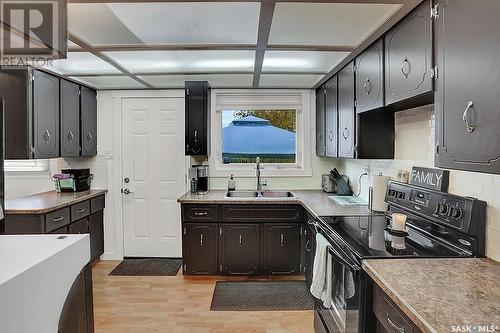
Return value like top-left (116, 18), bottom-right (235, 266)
top-left (40, 0), bottom-right (415, 89)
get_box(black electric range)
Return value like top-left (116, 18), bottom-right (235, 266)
top-left (311, 181), bottom-right (487, 333)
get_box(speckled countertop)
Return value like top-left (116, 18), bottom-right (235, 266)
top-left (5, 189), bottom-right (108, 214)
top-left (363, 258), bottom-right (500, 333)
top-left (178, 190), bottom-right (373, 217)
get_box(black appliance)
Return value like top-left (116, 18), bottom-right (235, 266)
top-left (0, 97), bottom-right (4, 234)
top-left (311, 181), bottom-right (487, 333)
top-left (61, 168), bottom-right (93, 192)
top-left (329, 168), bottom-right (353, 196)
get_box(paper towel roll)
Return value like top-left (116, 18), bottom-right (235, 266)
top-left (370, 174), bottom-right (391, 212)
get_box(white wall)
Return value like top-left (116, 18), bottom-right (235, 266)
top-left (338, 105), bottom-right (500, 261)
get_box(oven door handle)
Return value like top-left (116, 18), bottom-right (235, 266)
top-left (328, 246), bottom-right (361, 271)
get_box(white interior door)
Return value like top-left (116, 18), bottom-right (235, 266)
top-left (122, 97), bottom-right (186, 257)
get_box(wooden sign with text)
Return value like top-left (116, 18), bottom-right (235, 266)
top-left (410, 167), bottom-right (449, 192)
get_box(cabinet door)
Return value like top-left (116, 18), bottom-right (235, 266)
top-left (325, 76), bottom-right (338, 157)
top-left (58, 270), bottom-right (88, 333)
top-left (315, 85), bottom-right (326, 156)
top-left (304, 222), bottom-right (315, 286)
top-left (89, 211), bottom-right (104, 261)
top-left (356, 39), bottom-right (384, 112)
top-left (185, 81), bottom-right (208, 156)
top-left (435, 0), bottom-right (500, 174)
top-left (81, 86), bottom-right (97, 156)
top-left (261, 224), bottom-right (301, 275)
top-left (338, 62), bottom-right (356, 158)
top-left (68, 218), bottom-right (89, 234)
top-left (183, 223), bottom-right (218, 275)
top-left (60, 79), bottom-right (81, 157)
top-left (33, 70), bottom-right (59, 158)
top-left (219, 224), bottom-right (259, 275)
top-left (385, 0), bottom-right (432, 105)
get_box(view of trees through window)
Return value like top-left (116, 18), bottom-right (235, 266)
top-left (221, 109), bottom-right (297, 164)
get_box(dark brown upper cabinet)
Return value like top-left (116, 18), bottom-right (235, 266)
top-left (185, 81), bottom-right (210, 156)
top-left (338, 62), bottom-right (356, 158)
top-left (435, 0), bottom-right (500, 174)
top-left (315, 85), bottom-right (326, 156)
top-left (355, 39), bottom-right (384, 113)
top-left (60, 79), bottom-right (81, 157)
top-left (0, 68), bottom-right (60, 159)
top-left (385, 0), bottom-right (433, 106)
top-left (325, 76), bottom-right (338, 157)
top-left (80, 86), bottom-right (97, 156)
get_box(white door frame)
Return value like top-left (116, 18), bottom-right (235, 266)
top-left (107, 90), bottom-right (188, 260)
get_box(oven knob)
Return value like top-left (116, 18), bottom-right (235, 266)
top-left (451, 207), bottom-right (463, 220)
top-left (437, 203), bottom-right (448, 215)
top-left (396, 191), bottom-right (405, 199)
top-left (388, 189), bottom-right (396, 197)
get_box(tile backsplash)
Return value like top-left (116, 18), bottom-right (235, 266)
top-left (339, 105), bottom-right (500, 261)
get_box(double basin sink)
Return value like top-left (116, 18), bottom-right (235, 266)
top-left (226, 190), bottom-right (295, 198)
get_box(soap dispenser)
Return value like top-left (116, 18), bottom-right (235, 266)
top-left (228, 174), bottom-right (236, 191)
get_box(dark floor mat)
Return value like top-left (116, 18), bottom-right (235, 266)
top-left (210, 281), bottom-right (314, 311)
top-left (109, 258), bottom-right (182, 276)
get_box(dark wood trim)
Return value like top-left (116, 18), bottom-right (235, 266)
top-left (253, 1), bottom-right (275, 87)
top-left (313, 0), bottom-right (424, 88)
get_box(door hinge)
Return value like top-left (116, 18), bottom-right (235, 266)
top-left (431, 4), bottom-right (439, 20)
top-left (183, 227), bottom-right (187, 235)
top-left (186, 88), bottom-right (189, 96)
top-left (183, 264), bottom-right (187, 271)
top-left (30, 146), bottom-right (35, 157)
top-left (430, 66), bottom-right (438, 80)
top-left (354, 100), bottom-right (358, 108)
top-left (219, 264), bottom-right (223, 272)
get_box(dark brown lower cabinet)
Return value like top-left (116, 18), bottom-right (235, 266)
top-left (58, 264), bottom-right (94, 333)
top-left (261, 224), bottom-right (301, 275)
top-left (69, 217), bottom-right (89, 234)
top-left (89, 211), bottom-right (104, 261)
top-left (219, 224), bottom-right (259, 275)
top-left (182, 223), bottom-right (218, 275)
top-left (304, 221), bottom-right (316, 286)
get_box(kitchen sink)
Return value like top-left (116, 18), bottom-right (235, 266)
top-left (226, 191), bottom-right (260, 198)
top-left (225, 191), bottom-right (295, 198)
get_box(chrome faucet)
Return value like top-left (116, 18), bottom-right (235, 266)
top-left (256, 156), bottom-right (262, 191)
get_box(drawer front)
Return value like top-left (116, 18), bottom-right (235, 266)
top-left (90, 195), bottom-right (105, 213)
top-left (45, 208), bottom-right (71, 233)
top-left (71, 200), bottom-right (90, 222)
top-left (373, 285), bottom-right (416, 333)
top-left (222, 205), bottom-right (302, 223)
top-left (183, 205), bottom-right (218, 222)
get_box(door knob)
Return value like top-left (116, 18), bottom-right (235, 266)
top-left (122, 189), bottom-right (134, 195)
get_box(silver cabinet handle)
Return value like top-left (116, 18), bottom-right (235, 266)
top-left (238, 235), bottom-right (243, 247)
top-left (53, 216), bottom-right (64, 223)
top-left (87, 132), bottom-right (93, 142)
top-left (194, 130), bottom-right (198, 143)
top-left (343, 127), bottom-right (349, 140)
top-left (43, 130), bottom-right (51, 143)
top-left (194, 211), bottom-right (208, 216)
top-left (68, 130), bottom-right (74, 142)
top-left (305, 239), bottom-right (311, 252)
top-left (400, 57), bottom-right (410, 79)
top-left (387, 317), bottom-right (405, 333)
top-left (280, 234), bottom-right (285, 247)
top-left (200, 234), bottom-right (204, 247)
top-left (363, 78), bottom-right (372, 95)
top-left (328, 131), bottom-right (334, 141)
top-left (76, 208), bottom-right (86, 213)
top-left (462, 100), bottom-right (475, 133)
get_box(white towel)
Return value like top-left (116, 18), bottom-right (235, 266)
top-left (310, 233), bottom-right (333, 308)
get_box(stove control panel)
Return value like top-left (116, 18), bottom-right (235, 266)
top-left (385, 181), bottom-right (486, 235)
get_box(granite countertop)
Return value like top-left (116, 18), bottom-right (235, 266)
top-left (363, 258), bottom-right (500, 333)
top-left (178, 190), bottom-right (373, 217)
top-left (5, 189), bottom-right (108, 214)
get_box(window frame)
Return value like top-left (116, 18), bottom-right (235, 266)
top-left (209, 89), bottom-right (313, 177)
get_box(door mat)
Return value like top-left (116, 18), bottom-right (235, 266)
top-left (210, 281), bottom-right (314, 311)
top-left (109, 258), bottom-right (182, 276)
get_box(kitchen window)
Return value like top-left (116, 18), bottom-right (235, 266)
top-left (209, 90), bottom-right (313, 177)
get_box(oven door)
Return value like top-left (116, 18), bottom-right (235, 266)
top-left (316, 242), bottom-right (363, 333)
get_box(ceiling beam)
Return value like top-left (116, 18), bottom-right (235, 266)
top-left (313, 0), bottom-right (423, 88)
top-left (68, 44), bottom-right (355, 53)
top-left (252, 1), bottom-right (275, 88)
top-left (70, 0), bottom-right (404, 4)
top-left (68, 34), bottom-right (154, 88)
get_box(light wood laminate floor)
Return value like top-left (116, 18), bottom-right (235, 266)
top-left (92, 261), bottom-right (314, 333)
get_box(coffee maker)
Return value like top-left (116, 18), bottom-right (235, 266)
top-left (190, 165), bottom-right (209, 194)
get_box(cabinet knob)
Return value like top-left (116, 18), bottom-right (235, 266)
top-left (280, 234), bottom-right (285, 247)
top-left (87, 132), bottom-right (93, 142)
top-left (238, 235), bottom-right (243, 247)
top-left (200, 234), bottom-right (204, 247)
top-left (363, 78), bottom-right (372, 95)
top-left (400, 57), bottom-right (410, 79)
top-left (43, 130), bottom-right (51, 143)
top-left (67, 130), bottom-right (74, 143)
top-left (342, 127), bottom-right (349, 140)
